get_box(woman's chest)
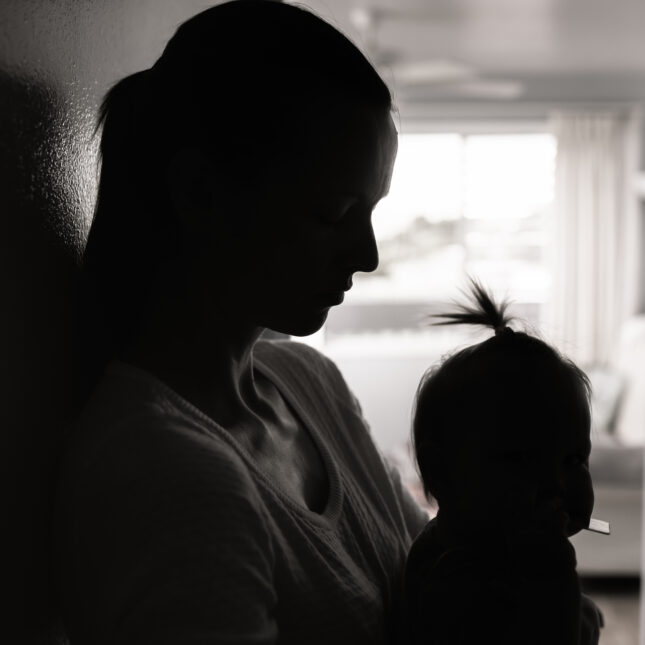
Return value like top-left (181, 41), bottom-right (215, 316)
top-left (254, 418), bottom-right (330, 513)
top-left (258, 480), bottom-right (407, 645)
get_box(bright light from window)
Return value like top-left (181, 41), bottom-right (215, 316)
top-left (464, 135), bottom-right (555, 220)
top-left (309, 130), bottom-right (557, 348)
top-left (372, 134), bottom-right (463, 240)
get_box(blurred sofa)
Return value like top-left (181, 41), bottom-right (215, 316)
top-left (570, 316), bottom-right (645, 576)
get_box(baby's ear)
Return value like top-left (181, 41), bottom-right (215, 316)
top-left (416, 440), bottom-right (444, 502)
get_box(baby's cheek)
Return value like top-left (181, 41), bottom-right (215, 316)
top-left (497, 478), bottom-right (537, 529)
top-left (566, 468), bottom-right (594, 534)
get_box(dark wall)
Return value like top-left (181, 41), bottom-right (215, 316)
top-left (0, 2), bottom-right (221, 641)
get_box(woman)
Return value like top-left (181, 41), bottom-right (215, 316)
top-left (54, 2), bottom-right (427, 643)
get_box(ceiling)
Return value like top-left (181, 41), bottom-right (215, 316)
top-left (291, 0), bottom-right (645, 111)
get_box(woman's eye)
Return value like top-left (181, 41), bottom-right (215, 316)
top-left (321, 198), bottom-right (359, 224)
top-left (323, 210), bottom-right (348, 224)
top-left (564, 454), bottom-right (589, 467)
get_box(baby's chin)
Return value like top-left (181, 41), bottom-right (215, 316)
top-left (566, 514), bottom-right (590, 537)
top-left (500, 504), bottom-right (571, 538)
top-left (526, 508), bottom-right (589, 538)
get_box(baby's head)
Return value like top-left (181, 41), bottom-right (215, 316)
top-left (412, 280), bottom-right (594, 539)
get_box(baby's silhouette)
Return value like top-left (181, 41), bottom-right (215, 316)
top-left (404, 279), bottom-right (602, 645)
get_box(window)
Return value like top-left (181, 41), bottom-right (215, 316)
top-left (307, 130), bottom-right (556, 353)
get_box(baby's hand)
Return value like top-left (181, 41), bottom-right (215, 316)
top-left (489, 495), bottom-right (586, 643)
top-left (502, 530), bottom-right (582, 644)
top-left (502, 491), bottom-right (571, 538)
top-left (505, 524), bottom-right (578, 578)
top-left (424, 530), bottom-right (593, 645)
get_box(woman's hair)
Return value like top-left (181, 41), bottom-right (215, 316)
top-left (412, 278), bottom-right (591, 502)
top-left (82, 0), bottom-right (393, 353)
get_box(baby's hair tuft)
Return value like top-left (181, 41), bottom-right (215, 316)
top-left (432, 276), bottom-right (513, 334)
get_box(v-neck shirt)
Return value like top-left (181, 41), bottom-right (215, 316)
top-left (54, 339), bottom-right (427, 645)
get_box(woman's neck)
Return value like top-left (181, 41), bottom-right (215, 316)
top-left (120, 292), bottom-right (267, 428)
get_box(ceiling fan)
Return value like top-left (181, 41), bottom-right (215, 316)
top-left (349, 6), bottom-right (524, 99)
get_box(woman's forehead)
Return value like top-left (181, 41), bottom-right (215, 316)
top-left (306, 105), bottom-right (397, 193)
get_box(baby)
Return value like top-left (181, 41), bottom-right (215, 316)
top-left (403, 280), bottom-right (603, 645)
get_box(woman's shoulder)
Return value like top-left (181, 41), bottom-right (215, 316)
top-left (61, 362), bottom-right (256, 500)
top-left (57, 407), bottom-right (269, 554)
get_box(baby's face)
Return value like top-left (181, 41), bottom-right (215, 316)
top-left (443, 389), bottom-right (593, 539)
top-left (486, 417), bottom-right (592, 537)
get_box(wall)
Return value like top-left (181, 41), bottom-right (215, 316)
top-left (0, 2), bottom-right (219, 641)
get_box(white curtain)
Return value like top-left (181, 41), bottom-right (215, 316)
top-left (546, 109), bottom-right (641, 365)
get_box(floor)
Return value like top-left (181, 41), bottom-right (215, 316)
top-left (581, 578), bottom-right (640, 645)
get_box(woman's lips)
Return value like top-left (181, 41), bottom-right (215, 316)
top-left (317, 291), bottom-right (345, 306)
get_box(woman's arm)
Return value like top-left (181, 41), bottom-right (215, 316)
top-left (61, 421), bottom-right (278, 645)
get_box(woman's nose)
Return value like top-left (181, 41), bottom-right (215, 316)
top-left (347, 218), bottom-right (379, 274)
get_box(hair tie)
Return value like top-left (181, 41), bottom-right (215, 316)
top-left (495, 325), bottom-right (514, 336)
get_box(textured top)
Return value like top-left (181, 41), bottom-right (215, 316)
top-left (54, 340), bottom-right (427, 645)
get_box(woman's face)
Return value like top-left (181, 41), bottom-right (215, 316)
top-left (198, 102), bottom-right (398, 336)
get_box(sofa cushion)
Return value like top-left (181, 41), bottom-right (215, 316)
top-left (586, 366), bottom-right (625, 435)
top-left (590, 432), bottom-right (643, 488)
top-left (613, 316), bottom-right (645, 445)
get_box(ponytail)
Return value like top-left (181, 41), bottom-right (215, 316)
top-left (95, 69), bottom-right (160, 159)
top-left (83, 69), bottom-right (179, 355)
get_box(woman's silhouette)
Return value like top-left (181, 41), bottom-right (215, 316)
top-left (54, 2), bottom-right (427, 643)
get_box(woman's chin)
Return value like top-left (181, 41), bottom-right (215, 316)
top-left (263, 309), bottom-right (330, 338)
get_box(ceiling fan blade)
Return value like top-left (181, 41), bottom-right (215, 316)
top-left (348, 6), bottom-right (523, 100)
top-left (384, 59), bottom-right (476, 84)
top-left (437, 79), bottom-right (524, 99)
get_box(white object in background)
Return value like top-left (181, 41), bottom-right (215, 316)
top-left (633, 172), bottom-right (645, 199)
top-left (587, 518), bottom-right (610, 534)
top-left (613, 315), bottom-right (645, 445)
